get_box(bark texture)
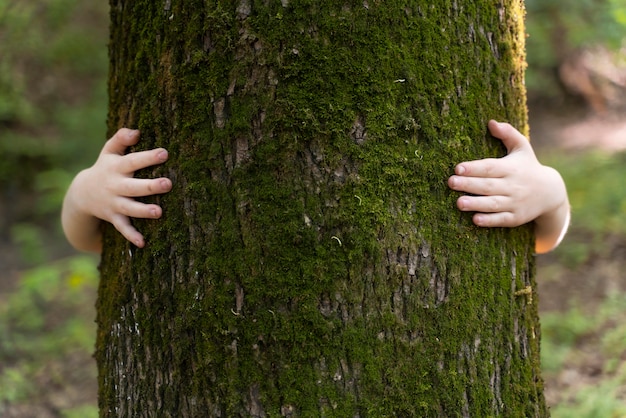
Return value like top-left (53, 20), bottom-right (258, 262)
top-left (98, 1), bottom-right (547, 416)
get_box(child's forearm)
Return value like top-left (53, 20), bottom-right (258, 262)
top-left (61, 170), bottom-right (103, 253)
top-left (534, 199), bottom-right (570, 254)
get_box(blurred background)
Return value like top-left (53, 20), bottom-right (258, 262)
top-left (1, 1), bottom-right (626, 417)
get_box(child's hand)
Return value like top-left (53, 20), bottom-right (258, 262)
top-left (448, 120), bottom-right (569, 253)
top-left (62, 128), bottom-right (172, 253)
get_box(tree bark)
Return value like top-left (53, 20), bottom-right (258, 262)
top-left (98, 1), bottom-right (547, 416)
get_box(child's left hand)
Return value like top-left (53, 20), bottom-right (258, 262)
top-left (448, 120), bottom-right (569, 253)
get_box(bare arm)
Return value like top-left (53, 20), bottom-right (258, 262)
top-left (61, 128), bottom-right (172, 253)
top-left (448, 120), bottom-right (570, 254)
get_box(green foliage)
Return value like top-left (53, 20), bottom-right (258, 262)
top-left (598, 294), bottom-right (626, 361)
top-left (0, 256), bottom-right (99, 356)
top-left (0, 255), bottom-right (99, 413)
top-left (0, 3), bottom-right (112, 412)
top-left (540, 307), bottom-right (595, 373)
top-left (613, 0), bottom-right (626, 26)
top-left (11, 223), bottom-right (48, 265)
top-left (528, 0), bottom-right (625, 48)
top-left (525, 0), bottom-right (626, 94)
top-left (62, 404), bottom-right (99, 418)
top-left (0, 0), bottom-right (107, 119)
top-left (551, 378), bottom-right (626, 418)
top-left (541, 292), bottom-right (626, 416)
top-left (0, 0), bottom-right (108, 236)
top-left (0, 367), bottom-right (30, 404)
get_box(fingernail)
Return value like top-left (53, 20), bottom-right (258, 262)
top-left (456, 165), bottom-right (466, 175)
top-left (158, 150), bottom-right (168, 161)
top-left (161, 179), bottom-right (172, 190)
top-left (127, 129), bottom-right (138, 139)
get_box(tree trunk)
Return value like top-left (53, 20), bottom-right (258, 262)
top-left (98, 1), bottom-right (546, 416)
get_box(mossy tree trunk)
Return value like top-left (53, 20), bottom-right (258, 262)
top-left (98, 1), bottom-right (547, 416)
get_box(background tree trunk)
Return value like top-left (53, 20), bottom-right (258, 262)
top-left (98, 1), bottom-right (546, 416)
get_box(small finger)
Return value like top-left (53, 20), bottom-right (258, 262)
top-left (449, 176), bottom-right (503, 197)
top-left (103, 128), bottom-right (140, 155)
top-left (472, 211), bottom-right (518, 228)
top-left (110, 215), bottom-right (145, 248)
top-left (120, 148), bottom-right (169, 174)
top-left (454, 158), bottom-right (507, 179)
top-left (115, 198), bottom-right (164, 219)
top-left (457, 195), bottom-right (510, 214)
top-left (118, 177), bottom-right (172, 197)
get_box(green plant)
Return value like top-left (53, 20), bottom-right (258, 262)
top-left (10, 222), bottom-right (48, 265)
top-left (0, 3), bottom-right (114, 411)
top-left (598, 294), bottom-right (626, 365)
top-left (0, 255), bottom-right (99, 412)
top-left (550, 377), bottom-right (626, 418)
top-left (0, 367), bottom-right (31, 404)
top-left (540, 306), bottom-right (596, 373)
top-left (62, 404), bottom-right (99, 418)
top-left (0, 0), bottom-right (108, 246)
top-left (540, 291), bottom-right (626, 415)
top-left (525, 0), bottom-right (626, 95)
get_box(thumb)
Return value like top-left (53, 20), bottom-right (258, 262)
top-left (488, 120), bottom-right (530, 154)
top-left (102, 128), bottom-right (140, 155)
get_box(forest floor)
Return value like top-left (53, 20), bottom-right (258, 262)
top-left (1, 101), bottom-right (625, 416)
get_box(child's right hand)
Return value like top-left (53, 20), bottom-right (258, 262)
top-left (61, 128), bottom-right (172, 253)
